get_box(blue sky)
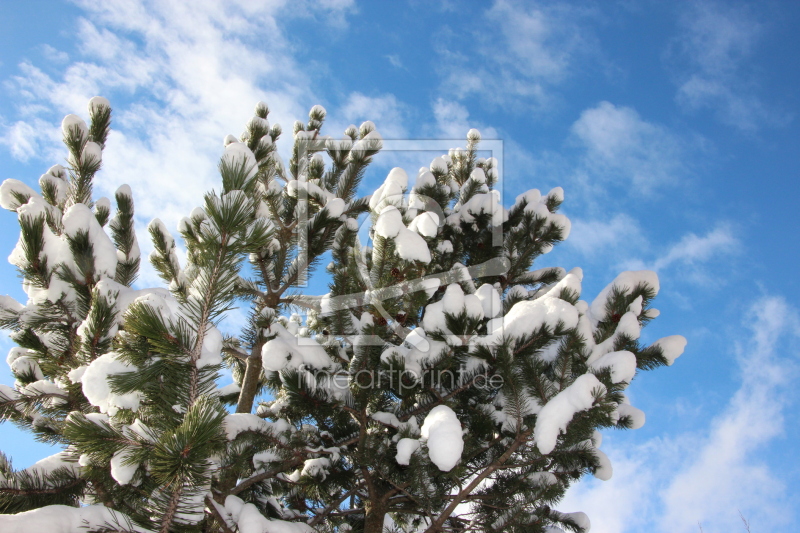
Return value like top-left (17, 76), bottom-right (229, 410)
top-left (1, 1), bottom-right (799, 531)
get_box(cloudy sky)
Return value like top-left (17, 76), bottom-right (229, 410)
top-left (1, 1), bottom-right (799, 531)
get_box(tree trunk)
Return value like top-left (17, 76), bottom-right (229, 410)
top-left (235, 345), bottom-right (263, 413)
top-left (363, 498), bottom-right (388, 533)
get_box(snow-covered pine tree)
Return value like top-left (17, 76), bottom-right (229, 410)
top-left (0, 98), bottom-right (686, 533)
top-left (255, 129), bottom-right (687, 533)
top-left (0, 97), bottom-right (387, 532)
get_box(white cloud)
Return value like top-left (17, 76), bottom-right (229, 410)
top-left (562, 295), bottom-right (800, 533)
top-left (0, 0), bottom-right (361, 293)
top-left (336, 92), bottom-right (408, 139)
top-left (562, 217), bottom-right (739, 289)
top-left (1, 0), bottom-right (355, 235)
top-left (658, 296), bottom-right (799, 532)
top-left (651, 224), bottom-right (739, 271)
top-left (571, 101), bottom-right (686, 193)
top-left (437, 0), bottom-right (595, 111)
top-left (619, 224), bottom-right (740, 287)
top-left (486, 0), bottom-right (575, 83)
top-left (386, 54), bottom-right (403, 69)
top-left (669, 0), bottom-right (788, 131)
top-left (566, 213), bottom-right (645, 258)
top-left (0, 119), bottom-right (44, 162)
top-left (431, 98), bottom-right (497, 140)
top-left (40, 44), bottom-right (69, 64)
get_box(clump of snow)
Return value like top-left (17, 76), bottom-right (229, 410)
top-left (653, 335), bottom-right (687, 365)
top-left (22, 451), bottom-right (80, 479)
top-left (324, 197), bottom-right (345, 218)
top-left (534, 374), bottom-right (606, 455)
top-left (547, 187), bottom-right (565, 203)
top-left (421, 405), bottom-right (463, 471)
top-left (408, 211), bottom-right (439, 238)
top-left (261, 338), bottom-right (296, 372)
top-left (0, 384), bottom-right (18, 403)
top-left (0, 295), bottom-right (23, 314)
top-left (541, 268), bottom-right (583, 301)
top-left (393, 227), bottom-right (431, 263)
top-left (374, 205), bottom-right (433, 264)
top-left (218, 382), bottom-right (241, 397)
top-left (350, 129), bottom-right (382, 158)
top-left (81, 352), bottom-right (142, 415)
top-left (589, 350), bottom-right (637, 384)
top-left (19, 380), bottom-right (68, 407)
top-left (125, 419), bottom-right (155, 442)
top-left (589, 271), bottom-right (659, 325)
top-left (0, 505), bottom-right (143, 533)
top-left (490, 298), bottom-right (579, 345)
top-left (369, 168), bottom-right (406, 212)
top-left (62, 203), bottom-right (118, 279)
top-left (430, 156), bottom-right (448, 174)
top-left (512, 188), bottom-right (571, 239)
top-left (371, 411), bottom-right (401, 427)
top-left (422, 283), bottom-right (483, 334)
top-left (563, 511), bottom-right (590, 532)
top-left (248, 116), bottom-right (270, 132)
top-left (227, 498), bottom-right (315, 533)
top-left (528, 471), bottom-right (559, 487)
top-left (0, 179), bottom-right (40, 211)
top-left (87, 96), bottom-right (111, 113)
top-left (38, 173), bottom-right (69, 205)
top-left (592, 448), bottom-right (613, 481)
top-left (374, 206), bottom-right (403, 239)
top-left (82, 141), bottom-right (102, 163)
top-left (455, 190), bottom-right (507, 226)
top-left (223, 413), bottom-right (290, 441)
top-left (415, 169), bottom-right (436, 188)
top-left (110, 448), bottom-right (137, 485)
top-left (260, 322), bottom-right (332, 372)
top-left (395, 438), bottom-right (421, 465)
top-left (252, 450), bottom-right (281, 468)
top-left (618, 403), bottom-right (645, 429)
top-left (7, 347), bottom-right (44, 382)
top-left (475, 283), bottom-right (502, 318)
top-left (469, 168), bottom-right (486, 184)
top-left (300, 457), bottom-right (331, 479)
top-left (222, 141), bottom-right (258, 181)
top-left (197, 325), bottom-right (223, 368)
top-left (437, 240), bottom-right (453, 253)
top-left (379, 328), bottom-right (448, 376)
top-left (61, 114), bottom-right (88, 138)
top-left (47, 164), bottom-right (66, 178)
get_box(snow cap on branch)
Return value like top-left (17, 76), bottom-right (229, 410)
top-left (421, 405), bottom-right (463, 471)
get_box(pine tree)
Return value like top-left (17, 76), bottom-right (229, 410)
top-left (0, 98), bottom-right (685, 533)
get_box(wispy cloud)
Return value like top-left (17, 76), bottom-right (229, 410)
top-left (1, 0), bottom-right (354, 236)
top-left (437, 0), bottom-right (596, 111)
top-left (650, 224), bottom-right (739, 272)
top-left (668, 0), bottom-right (789, 131)
top-left (570, 101), bottom-right (688, 194)
top-left (431, 98), bottom-right (497, 140)
top-left (566, 213), bottom-right (645, 258)
top-left (336, 92), bottom-right (409, 139)
top-left (386, 54), bottom-right (404, 69)
top-left (620, 224), bottom-right (740, 287)
top-left (0, 0), bottom-right (357, 289)
top-left (562, 295), bottom-right (800, 533)
top-left (0, 118), bottom-right (56, 162)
